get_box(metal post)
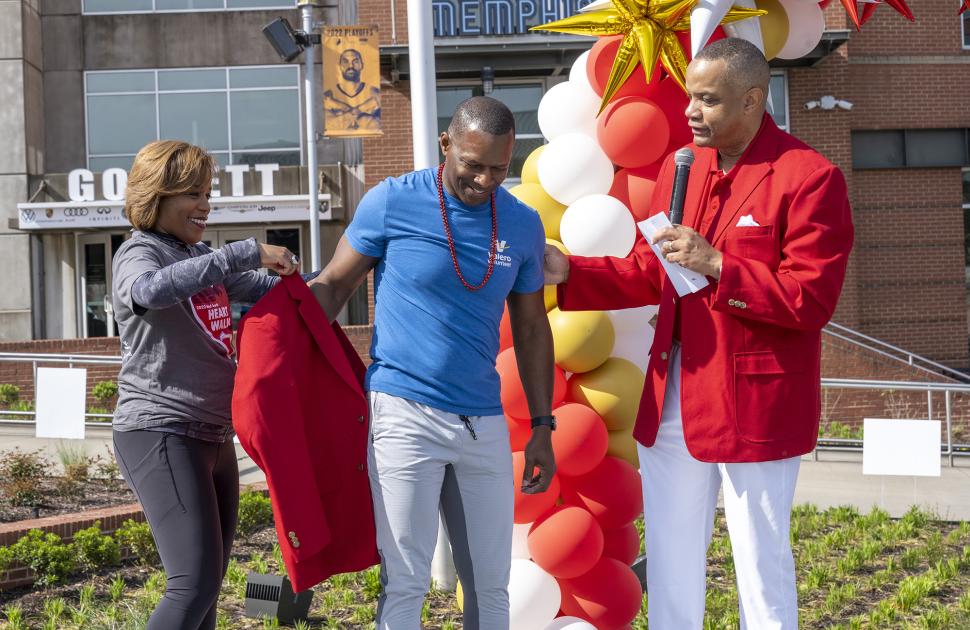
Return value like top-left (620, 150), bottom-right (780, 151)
top-left (406, 0), bottom-right (455, 590)
top-left (945, 390), bottom-right (954, 467)
top-left (300, 1), bottom-right (322, 270)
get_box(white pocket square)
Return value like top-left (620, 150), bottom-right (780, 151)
top-left (736, 214), bottom-right (761, 227)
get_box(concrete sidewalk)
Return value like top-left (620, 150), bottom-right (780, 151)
top-left (2, 422), bottom-right (968, 521)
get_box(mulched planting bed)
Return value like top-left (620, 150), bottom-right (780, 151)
top-left (0, 478), bottom-right (134, 524)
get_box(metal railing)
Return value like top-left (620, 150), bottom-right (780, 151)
top-left (824, 322), bottom-right (970, 383)
top-left (817, 377), bottom-right (970, 466)
top-left (0, 352), bottom-right (122, 426)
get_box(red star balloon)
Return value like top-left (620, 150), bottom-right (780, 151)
top-left (839, 0), bottom-right (915, 30)
top-left (960, 0), bottom-right (969, 15)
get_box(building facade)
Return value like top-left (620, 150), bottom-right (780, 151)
top-left (1, 0), bottom-right (969, 370)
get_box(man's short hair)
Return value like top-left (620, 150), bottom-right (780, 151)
top-left (448, 96), bottom-right (515, 138)
top-left (693, 37), bottom-right (770, 93)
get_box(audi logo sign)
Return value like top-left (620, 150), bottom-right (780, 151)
top-left (63, 208), bottom-right (89, 217)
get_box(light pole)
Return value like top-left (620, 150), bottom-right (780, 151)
top-left (299, 0), bottom-right (323, 270)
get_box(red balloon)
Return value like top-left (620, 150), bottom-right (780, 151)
top-left (601, 522), bottom-right (641, 566)
top-left (648, 78), bottom-right (693, 150)
top-left (506, 415), bottom-right (531, 451)
top-left (587, 36), bottom-right (661, 102)
top-left (596, 97), bottom-right (670, 169)
top-left (561, 456), bottom-right (643, 529)
top-left (500, 305), bottom-right (513, 351)
top-left (560, 558), bottom-right (643, 629)
top-left (609, 165), bottom-right (660, 222)
top-left (497, 348), bottom-right (567, 420)
top-left (527, 505), bottom-right (604, 579)
top-left (512, 450), bottom-right (561, 524)
top-left (551, 403), bottom-right (609, 477)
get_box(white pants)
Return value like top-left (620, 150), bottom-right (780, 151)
top-left (367, 391), bottom-right (513, 630)
top-left (639, 344), bottom-right (800, 630)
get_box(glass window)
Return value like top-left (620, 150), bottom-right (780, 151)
top-left (436, 83), bottom-right (543, 180)
top-left (964, 13), bottom-right (970, 49)
top-left (84, 0), bottom-right (294, 13)
top-left (767, 72), bottom-right (788, 131)
top-left (86, 71), bottom-right (155, 94)
top-left (159, 93), bottom-right (230, 150)
top-left (905, 129), bottom-right (966, 168)
top-left (86, 65), bottom-right (301, 170)
top-left (851, 131), bottom-right (905, 169)
top-left (157, 68), bottom-right (226, 91)
top-left (963, 169), bottom-right (970, 209)
top-left (87, 94), bottom-right (157, 155)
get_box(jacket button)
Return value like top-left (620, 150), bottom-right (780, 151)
top-left (728, 299), bottom-right (737, 307)
top-left (739, 301), bottom-right (747, 309)
top-left (660, 351), bottom-right (668, 360)
top-left (357, 463), bottom-right (364, 471)
top-left (357, 415), bottom-right (365, 423)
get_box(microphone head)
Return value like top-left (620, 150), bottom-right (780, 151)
top-left (674, 147), bottom-right (695, 167)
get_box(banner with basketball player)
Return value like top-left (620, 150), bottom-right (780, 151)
top-left (322, 25), bottom-right (382, 137)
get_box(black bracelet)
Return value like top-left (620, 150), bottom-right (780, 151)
top-left (531, 415), bottom-right (557, 430)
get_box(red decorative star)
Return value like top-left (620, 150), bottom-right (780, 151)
top-left (960, 0), bottom-right (969, 15)
top-left (839, 0), bottom-right (915, 30)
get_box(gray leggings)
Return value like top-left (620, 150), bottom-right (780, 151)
top-left (113, 429), bottom-right (239, 630)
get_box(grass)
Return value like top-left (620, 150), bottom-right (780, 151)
top-left (5, 505), bottom-right (970, 628)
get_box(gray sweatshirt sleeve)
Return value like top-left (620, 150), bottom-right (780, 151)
top-left (130, 238), bottom-right (262, 311)
top-left (223, 269), bottom-right (281, 305)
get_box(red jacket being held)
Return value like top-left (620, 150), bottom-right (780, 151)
top-left (232, 273), bottom-right (379, 591)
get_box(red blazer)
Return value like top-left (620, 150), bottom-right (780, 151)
top-left (558, 115), bottom-right (854, 463)
top-left (232, 274), bottom-right (378, 591)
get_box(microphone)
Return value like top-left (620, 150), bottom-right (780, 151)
top-left (668, 148), bottom-right (695, 226)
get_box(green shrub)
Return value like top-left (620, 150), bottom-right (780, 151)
top-left (237, 491), bottom-right (274, 536)
top-left (10, 529), bottom-right (76, 586)
top-left (72, 521), bottom-right (121, 571)
top-left (0, 449), bottom-right (49, 507)
top-left (114, 519), bottom-right (158, 565)
top-left (0, 384), bottom-right (20, 406)
top-left (91, 380), bottom-right (119, 404)
top-left (56, 442), bottom-right (91, 483)
top-left (0, 545), bottom-right (12, 572)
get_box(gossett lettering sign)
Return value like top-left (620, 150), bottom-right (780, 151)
top-left (17, 195), bottom-right (332, 231)
top-left (432, 0), bottom-right (594, 37)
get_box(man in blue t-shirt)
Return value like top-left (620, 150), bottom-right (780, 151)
top-left (308, 96), bottom-right (556, 629)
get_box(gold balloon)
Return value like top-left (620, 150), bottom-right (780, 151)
top-left (756, 0), bottom-right (789, 61)
top-left (567, 357), bottom-right (645, 431)
top-left (544, 239), bottom-right (569, 311)
top-left (607, 428), bottom-right (640, 468)
top-left (548, 308), bottom-right (615, 374)
top-left (521, 145), bottom-right (545, 184)
top-left (509, 183), bottom-right (567, 241)
top-left (532, 0), bottom-right (765, 109)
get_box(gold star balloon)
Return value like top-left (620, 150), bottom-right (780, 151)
top-left (532, 0), bottom-right (765, 111)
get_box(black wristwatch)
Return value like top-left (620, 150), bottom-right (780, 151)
top-left (531, 415), bottom-right (557, 431)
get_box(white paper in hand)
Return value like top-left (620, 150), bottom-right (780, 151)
top-left (638, 213), bottom-right (710, 297)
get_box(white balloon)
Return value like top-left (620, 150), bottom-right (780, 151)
top-left (775, 0), bottom-right (825, 60)
top-left (560, 194), bottom-right (636, 258)
top-left (511, 523), bottom-right (531, 559)
top-left (722, 0), bottom-right (765, 53)
top-left (568, 50), bottom-right (593, 90)
top-left (610, 328), bottom-right (654, 371)
top-left (689, 0), bottom-right (733, 56)
top-left (608, 305), bottom-right (659, 335)
top-left (544, 617), bottom-right (598, 630)
top-left (579, 0), bottom-right (612, 12)
top-left (537, 133), bottom-right (615, 206)
top-left (537, 81), bottom-right (599, 141)
top-left (509, 559), bottom-right (561, 630)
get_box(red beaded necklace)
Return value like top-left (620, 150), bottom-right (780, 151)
top-left (436, 162), bottom-right (498, 292)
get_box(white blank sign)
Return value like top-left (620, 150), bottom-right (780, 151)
top-left (35, 367), bottom-right (87, 440)
top-left (862, 418), bottom-right (941, 478)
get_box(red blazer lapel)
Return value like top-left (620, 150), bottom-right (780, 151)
top-left (281, 274), bottom-right (366, 400)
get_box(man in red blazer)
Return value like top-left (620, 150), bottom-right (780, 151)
top-left (545, 39), bottom-right (853, 629)
top-left (232, 273), bottom-right (380, 592)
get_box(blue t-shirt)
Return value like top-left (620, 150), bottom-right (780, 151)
top-left (345, 168), bottom-right (546, 416)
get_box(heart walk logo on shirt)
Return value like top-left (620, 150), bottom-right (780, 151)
top-left (495, 240), bottom-right (512, 268)
top-left (189, 285), bottom-right (235, 357)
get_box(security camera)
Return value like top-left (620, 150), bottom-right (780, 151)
top-left (836, 99), bottom-right (853, 111)
top-left (262, 17), bottom-right (305, 62)
top-left (804, 101), bottom-right (819, 111)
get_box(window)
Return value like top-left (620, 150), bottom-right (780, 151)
top-left (85, 66), bottom-right (302, 171)
top-left (852, 129), bottom-right (970, 169)
top-left (766, 71), bottom-right (788, 132)
top-left (436, 83), bottom-right (544, 181)
top-left (82, 0), bottom-right (295, 13)
top-left (963, 12), bottom-right (970, 49)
